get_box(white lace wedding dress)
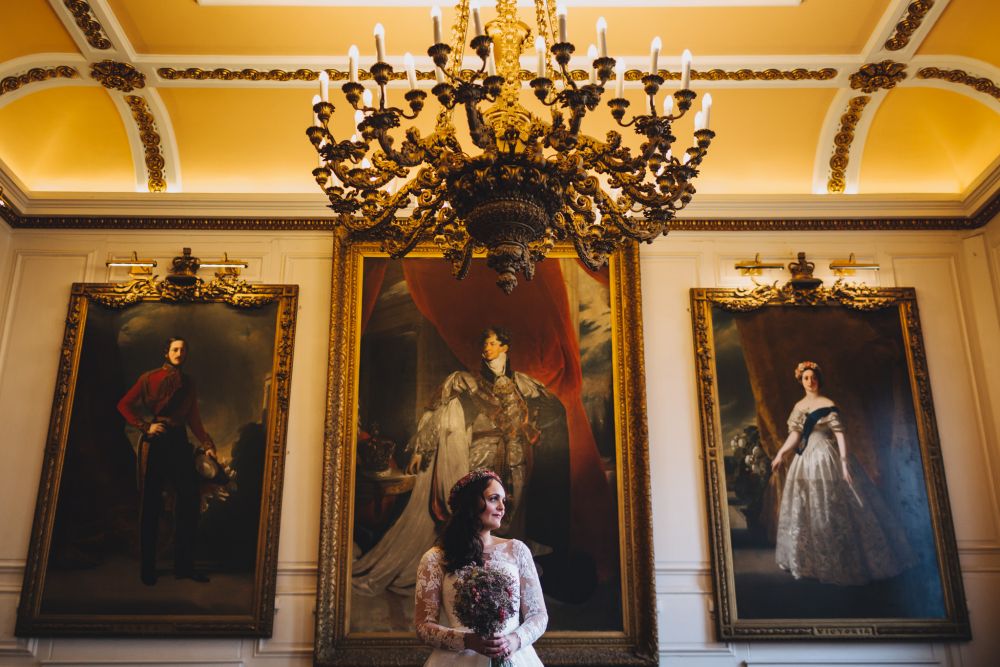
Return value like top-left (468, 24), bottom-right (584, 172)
top-left (415, 539), bottom-right (547, 666)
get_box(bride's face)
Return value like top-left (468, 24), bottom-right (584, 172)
top-left (478, 479), bottom-right (506, 532)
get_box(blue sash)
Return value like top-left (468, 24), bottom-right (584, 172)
top-left (796, 406), bottom-right (838, 455)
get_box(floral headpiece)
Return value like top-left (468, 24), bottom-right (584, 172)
top-left (794, 360), bottom-right (822, 382)
top-left (448, 468), bottom-right (501, 512)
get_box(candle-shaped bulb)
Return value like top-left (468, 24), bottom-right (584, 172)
top-left (361, 158), bottom-right (372, 169)
top-left (702, 92), bottom-right (712, 130)
top-left (318, 70), bottom-right (329, 102)
top-left (348, 45), bottom-right (359, 83)
top-left (362, 89), bottom-right (373, 107)
top-left (486, 44), bottom-right (496, 76)
top-left (535, 36), bottom-right (546, 77)
top-left (312, 94), bottom-right (321, 126)
top-left (650, 36), bottom-right (662, 76)
top-left (681, 48), bottom-right (692, 89)
top-left (663, 94), bottom-right (673, 116)
top-left (694, 110), bottom-right (704, 131)
top-left (596, 17), bottom-right (608, 58)
top-left (594, 208), bottom-right (603, 226)
top-left (587, 44), bottom-right (598, 84)
top-left (557, 3), bottom-right (567, 43)
top-left (354, 109), bottom-right (365, 132)
top-left (615, 58), bottom-right (625, 98)
top-left (373, 23), bottom-right (386, 63)
top-left (404, 52), bottom-right (417, 89)
top-left (435, 64), bottom-right (445, 84)
top-left (683, 152), bottom-right (691, 164)
top-left (471, 0), bottom-right (483, 36)
top-left (431, 5), bottom-right (443, 44)
top-left (318, 151), bottom-right (326, 168)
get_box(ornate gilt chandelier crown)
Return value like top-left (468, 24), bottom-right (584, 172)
top-left (307, 0), bottom-right (714, 292)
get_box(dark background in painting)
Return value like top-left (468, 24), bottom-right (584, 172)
top-left (712, 305), bottom-right (945, 619)
top-left (39, 301), bottom-right (277, 615)
top-left (352, 259), bottom-right (620, 633)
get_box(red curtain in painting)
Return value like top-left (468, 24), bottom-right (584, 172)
top-left (401, 258), bottom-right (616, 575)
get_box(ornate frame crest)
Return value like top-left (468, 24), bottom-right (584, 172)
top-left (691, 281), bottom-right (970, 640)
top-left (16, 273), bottom-right (298, 636)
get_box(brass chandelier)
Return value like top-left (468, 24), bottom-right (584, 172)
top-left (307, 0), bottom-right (715, 293)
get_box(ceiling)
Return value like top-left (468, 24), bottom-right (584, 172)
top-left (1, 0), bottom-right (999, 222)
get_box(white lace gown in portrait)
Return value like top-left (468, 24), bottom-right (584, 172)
top-left (775, 407), bottom-right (915, 585)
top-left (415, 539), bottom-right (547, 667)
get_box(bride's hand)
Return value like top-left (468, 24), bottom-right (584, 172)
top-left (464, 633), bottom-right (507, 657)
top-left (770, 453), bottom-right (785, 473)
top-left (841, 460), bottom-right (854, 486)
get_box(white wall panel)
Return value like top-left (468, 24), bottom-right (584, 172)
top-left (893, 255), bottom-right (1000, 546)
top-left (0, 250), bottom-right (93, 559)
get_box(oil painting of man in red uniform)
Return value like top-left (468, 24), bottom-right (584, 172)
top-left (117, 336), bottom-right (218, 586)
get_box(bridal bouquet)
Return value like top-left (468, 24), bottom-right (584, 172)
top-left (453, 564), bottom-right (517, 667)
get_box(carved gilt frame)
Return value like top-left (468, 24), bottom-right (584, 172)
top-left (16, 275), bottom-right (298, 636)
top-left (691, 282), bottom-right (970, 640)
top-left (315, 237), bottom-right (656, 666)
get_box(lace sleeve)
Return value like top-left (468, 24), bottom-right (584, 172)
top-left (414, 548), bottom-right (466, 651)
top-left (512, 540), bottom-right (548, 649)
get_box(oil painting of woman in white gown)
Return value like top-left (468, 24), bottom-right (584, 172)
top-left (415, 468), bottom-right (547, 666)
top-left (770, 361), bottom-right (915, 586)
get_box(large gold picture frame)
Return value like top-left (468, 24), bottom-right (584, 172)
top-left (315, 238), bottom-right (656, 666)
top-left (691, 281), bottom-right (970, 640)
top-left (16, 273), bottom-right (298, 636)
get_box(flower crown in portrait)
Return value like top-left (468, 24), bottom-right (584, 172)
top-left (448, 468), bottom-right (501, 512)
top-left (794, 360), bottom-right (822, 382)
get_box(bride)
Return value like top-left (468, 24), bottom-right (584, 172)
top-left (769, 361), bottom-right (914, 586)
top-left (414, 469), bottom-right (547, 665)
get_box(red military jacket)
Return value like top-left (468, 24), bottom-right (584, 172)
top-left (117, 364), bottom-right (211, 445)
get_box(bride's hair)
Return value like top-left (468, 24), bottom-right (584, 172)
top-left (439, 474), bottom-right (498, 573)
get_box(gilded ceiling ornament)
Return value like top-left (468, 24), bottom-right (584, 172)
top-left (124, 95), bottom-right (167, 193)
top-left (63, 0), bottom-right (113, 50)
top-left (916, 67), bottom-right (1000, 101)
top-left (884, 0), bottom-right (935, 51)
top-left (157, 66), bottom-right (837, 84)
top-left (849, 60), bottom-right (907, 93)
top-left (3, 206), bottom-right (990, 232)
top-left (90, 60), bottom-right (146, 92)
top-left (0, 66), bottom-right (78, 97)
top-left (827, 95), bottom-right (870, 194)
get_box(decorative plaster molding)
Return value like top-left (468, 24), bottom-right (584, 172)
top-left (884, 0), bottom-right (936, 51)
top-left (827, 95), bottom-right (870, 193)
top-left (916, 67), bottom-right (1000, 101)
top-left (62, 0), bottom-right (113, 50)
top-left (90, 60), bottom-right (145, 92)
top-left (157, 65), bottom-right (837, 84)
top-left (850, 60), bottom-right (907, 93)
top-left (124, 96), bottom-right (167, 192)
top-left (0, 66), bottom-right (78, 97)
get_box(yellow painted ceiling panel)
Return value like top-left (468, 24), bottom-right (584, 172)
top-left (107, 0), bottom-right (888, 58)
top-left (918, 0), bottom-right (1000, 69)
top-left (2, 0), bottom-right (78, 63)
top-left (654, 88), bottom-right (837, 195)
top-left (0, 87), bottom-right (134, 192)
top-left (860, 87), bottom-right (1000, 194)
top-left (158, 87), bottom-right (325, 193)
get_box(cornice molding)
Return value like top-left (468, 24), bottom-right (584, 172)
top-left (2, 189), bottom-right (996, 232)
